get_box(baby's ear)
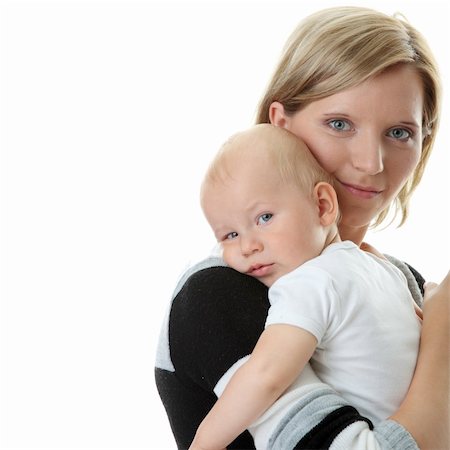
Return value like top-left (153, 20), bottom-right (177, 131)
top-left (314, 182), bottom-right (339, 226)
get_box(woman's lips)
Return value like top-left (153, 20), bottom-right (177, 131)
top-left (247, 263), bottom-right (274, 277)
top-left (338, 180), bottom-right (382, 199)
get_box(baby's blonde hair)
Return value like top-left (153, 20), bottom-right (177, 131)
top-left (256, 6), bottom-right (441, 226)
top-left (201, 124), bottom-right (334, 202)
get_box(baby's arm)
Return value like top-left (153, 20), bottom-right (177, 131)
top-left (189, 324), bottom-right (317, 450)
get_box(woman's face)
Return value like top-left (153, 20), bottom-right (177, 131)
top-left (271, 64), bottom-right (424, 242)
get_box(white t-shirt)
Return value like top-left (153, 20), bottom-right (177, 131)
top-left (265, 240), bottom-right (420, 424)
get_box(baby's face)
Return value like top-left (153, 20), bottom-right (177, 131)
top-left (202, 156), bottom-right (328, 287)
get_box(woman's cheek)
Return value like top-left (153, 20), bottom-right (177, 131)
top-left (302, 137), bottom-right (340, 174)
top-left (393, 148), bottom-right (421, 189)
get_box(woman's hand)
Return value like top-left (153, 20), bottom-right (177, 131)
top-left (422, 271), bottom-right (450, 319)
top-left (359, 241), bottom-right (387, 260)
top-left (391, 271), bottom-right (449, 450)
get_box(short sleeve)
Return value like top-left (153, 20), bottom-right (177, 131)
top-left (266, 267), bottom-right (339, 345)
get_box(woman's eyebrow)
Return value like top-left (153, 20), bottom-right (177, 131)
top-left (397, 120), bottom-right (421, 129)
top-left (321, 112), bottom-right (351, 117)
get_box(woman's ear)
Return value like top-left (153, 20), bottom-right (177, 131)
top-left (313, 182), bottom-right (339, 226)
top-left (269, 101), bottom-right (288, 128)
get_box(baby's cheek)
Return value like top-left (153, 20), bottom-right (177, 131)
top-left (222, 246), bottom-right (241, 272)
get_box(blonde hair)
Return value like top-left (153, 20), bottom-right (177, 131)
top-left (202, 124), bottom-right (334, 200)
top-left (256, 6), bottom-right (441, 226)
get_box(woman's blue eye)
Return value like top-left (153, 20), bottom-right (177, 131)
top-left (388, 128), bottom-right (411, 140)
top-left (328, 119), bottom-right (351, 131)
top-left (257, 213), bottom-right (273, 225)
top-left (225, 231), bottom-right (238, 240)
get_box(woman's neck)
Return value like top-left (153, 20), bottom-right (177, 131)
top-left (338, 223), bottom-right (369, 247)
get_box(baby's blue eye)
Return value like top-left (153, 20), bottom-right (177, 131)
top-left (388, 128), bottom-right (411, 140)
top-left (225, 231), bottom-right (238, 240)
top-left (328, 119), bottom-right (351, 131)
top-left (257, 213), bottom-right (273, 225)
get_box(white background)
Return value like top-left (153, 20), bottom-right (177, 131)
top-left (0, 0), bottom-right (448, 449)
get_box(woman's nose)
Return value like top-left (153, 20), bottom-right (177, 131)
top-left (351, 134), bottom-right (384, 175)
top-left (240, 235), bottom-right (263, 256)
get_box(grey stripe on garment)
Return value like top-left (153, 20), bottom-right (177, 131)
top-left (268, 387), bottom-right (349, 450)
top-left (267, 387), bottom-right (419, 450)
top-left (373, 420), bottom-right (419, 450)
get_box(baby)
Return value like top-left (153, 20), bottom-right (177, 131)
top-left (191, 124), bottom-right (420, 450)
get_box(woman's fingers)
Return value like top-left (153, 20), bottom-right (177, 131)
top-left (413, 302), bottom-right (423, 321)
top-left (359, 241), bottom-right (387, 260)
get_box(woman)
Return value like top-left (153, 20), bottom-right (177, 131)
top-left (155, 7), bottom-right (449, 449)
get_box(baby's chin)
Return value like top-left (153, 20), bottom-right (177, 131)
top-left (258, 273), bottom-right (283, 288)
top-left (265, 277), bottom-right (281, 288)
top-left (264, 266), bottom-right (300, 287)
